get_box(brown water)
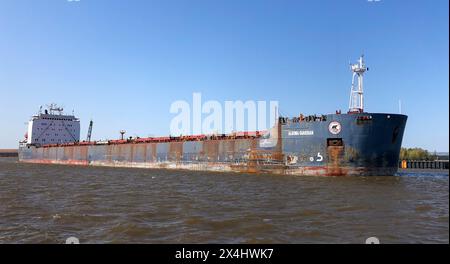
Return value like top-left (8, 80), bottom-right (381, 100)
top-left (0, 157), bottom-right (448, 244)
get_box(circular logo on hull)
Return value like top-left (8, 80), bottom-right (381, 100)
top-left (328, 121), bottom-right (342, 135)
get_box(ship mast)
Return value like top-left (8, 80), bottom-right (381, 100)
top-left (348, 55), bottom-right (368, 113)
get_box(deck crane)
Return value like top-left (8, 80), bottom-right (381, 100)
top-left (86, 120), bottom-right (93, 142)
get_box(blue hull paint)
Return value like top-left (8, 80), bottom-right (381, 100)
top-left (279, 113), bottom-right (407, 175)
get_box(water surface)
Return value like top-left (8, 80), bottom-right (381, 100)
top-left (0, 157), bottom-right (448, 243)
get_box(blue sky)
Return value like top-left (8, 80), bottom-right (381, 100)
top-left (0, 0), bottom-right (448, 151)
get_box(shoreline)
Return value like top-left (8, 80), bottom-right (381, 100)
top-left (0, 149), bottom-right (18, 157)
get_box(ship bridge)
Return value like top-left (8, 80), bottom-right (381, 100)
top-left (25, 104), bottom-right (80, 145)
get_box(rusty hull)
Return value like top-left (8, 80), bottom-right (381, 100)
top-left (19, 113), bottom-right (408, 176)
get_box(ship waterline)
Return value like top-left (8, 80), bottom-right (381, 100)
top-left (18, 159), bottom-right (399, 177)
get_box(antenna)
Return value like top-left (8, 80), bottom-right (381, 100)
top-left (348, 55), bottom-right (368, 113)
top-left (399, 99), bottom-right (402, 114)
top-left (47, 103), bottom-right (64, 115)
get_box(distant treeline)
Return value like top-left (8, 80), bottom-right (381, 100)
top-left (400, 148), bottom-right (438, 161)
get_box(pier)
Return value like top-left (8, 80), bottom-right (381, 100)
top-left (0, 149), bottom-right (18, 157)
top-left (399, 160), bottom-right (449, 170)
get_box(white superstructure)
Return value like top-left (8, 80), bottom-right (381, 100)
top-left (25, 104), bottom-right (80, 145)
top-left (349, 55), bottom-right (368, 113)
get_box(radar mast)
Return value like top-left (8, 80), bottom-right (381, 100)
top-left (349, 55), bottom-right (368, 113)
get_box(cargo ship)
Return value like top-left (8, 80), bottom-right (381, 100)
top-left (18, 56), bottom-right (407, 176)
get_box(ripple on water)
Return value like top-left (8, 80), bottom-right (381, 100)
top-left (0, 158), bottom-right (448, 243)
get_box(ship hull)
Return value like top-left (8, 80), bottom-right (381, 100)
top-left (19, 113), bottom-right (407, 176)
